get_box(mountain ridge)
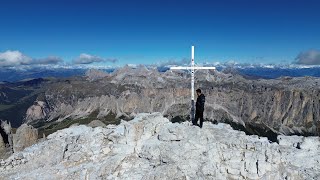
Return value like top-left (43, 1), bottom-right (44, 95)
top-left (23, 67), bottom-right (320, 138)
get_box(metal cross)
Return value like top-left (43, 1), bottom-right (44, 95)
top-left (170, 46), bottom-right (215, 121)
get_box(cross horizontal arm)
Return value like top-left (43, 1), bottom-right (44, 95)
top-left (170, 67), bottom-right (216, 70)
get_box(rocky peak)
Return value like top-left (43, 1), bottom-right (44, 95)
top-left (85, 69), bottom-right (109, 81)
top-left (0, 113), bottom-right (319, 179)
top-left (25, 101), bottom-right (49, 123)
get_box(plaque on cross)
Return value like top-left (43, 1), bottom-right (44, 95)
top-left (170, 46), bottom-right (216, 122)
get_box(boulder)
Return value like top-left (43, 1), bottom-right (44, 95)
top-left (87, 120), bottom-right (106, 128)
top-left (12, 124), bottom-right (38, 152)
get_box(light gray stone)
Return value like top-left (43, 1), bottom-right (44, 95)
top-left (87, 120), bottom-right (106, 128)
top-left (0, 113), bottom-right (319, 179)
top-left (12, 124), bottom-right (38, 152)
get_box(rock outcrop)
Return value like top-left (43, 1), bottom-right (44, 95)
top-left (0, 120), bottom-right (13, 159)
top-left (85, 69), bottom-right (109, 81)
top-left (12, 124), bottom-right (38, 152)
top-left (1, 113), bottom-right (319, 179)
top-left (0, 134), bottom-right (11, 161)
top-left (0, 135), bottom-right (4, 150)
top-left (87, 120), bottom-right (107, 128)
top-left (25, 101), bottom-right (49, 123)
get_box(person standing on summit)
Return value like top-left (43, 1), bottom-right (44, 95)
top-left (193, 88), bottom-right (205, 128)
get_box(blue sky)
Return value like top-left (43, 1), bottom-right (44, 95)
top-left (0, 0), bottom-right (320, 66)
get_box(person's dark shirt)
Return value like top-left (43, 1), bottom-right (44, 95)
top-left (196, 94), bottom-right (205, 112)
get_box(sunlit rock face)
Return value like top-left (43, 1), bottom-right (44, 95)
top-left (25, 66), bottom-right (320, 136)
top-left (85, 69), bottom-right (109, 81)
top-left (1, 113), bottom-right (319, 179)
top-left (25, 101), bottom-right (49, 123)
top-left (12, 124), bottom-right (38, 153)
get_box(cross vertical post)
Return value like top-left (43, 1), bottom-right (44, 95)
top-left (170, 46), bottom-right (216, 123)
top-left (191, 46), bottom-right (195, 122)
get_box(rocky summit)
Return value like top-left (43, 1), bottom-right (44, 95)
top-left (0, 113), bottom-right (319, 180)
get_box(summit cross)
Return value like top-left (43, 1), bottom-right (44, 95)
top-left (170, 46), bottom-right (216, 122)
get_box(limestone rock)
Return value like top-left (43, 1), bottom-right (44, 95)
top-left (85, 69), bottom-right (109, 81)
top-left (87, 120), bottom-right (106, 128)
top-left (69, 123), bottom-right (80, 127)
top-left (0, 120), bottom-right (13, 160)
top-left (1, 120), bottom-right (11, 135)
top-left (0, 135), bottom-right (4, 150)
top-left (25, 101), bottom-right (49, 123)
top-left (1, 113), bottom-right (319, 179)
top-left (12, 124), bottom-right (38, 152)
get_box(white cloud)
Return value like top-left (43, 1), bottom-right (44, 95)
top-left (0, 50), bottom-right (63, 67)
top-left (0, 51), bottom-right (119, 67)
top-left (73, 53), bottom-right (118, 64)
top-left (0, 50), bottom-right (32, 67)
top-left (295, 49), bottom-right (320, 65)
top-left (31, 56), bottom-right (63, 65)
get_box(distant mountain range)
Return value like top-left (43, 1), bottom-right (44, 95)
top-left (1, 65), bottom-right (319, 141)
top-left (0, 67), bottom-right (114, 82)
top-left (236, 66), bottom-right (320, 79)
top-left (158, 64), bottom-right (320, 79)
top-left (2, 64), bottom-right (320, 82)
top-left (0, 68), bottom-right (86, 82)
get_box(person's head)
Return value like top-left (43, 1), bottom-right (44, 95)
top-left (196, 89), bottom-right (202, 96)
